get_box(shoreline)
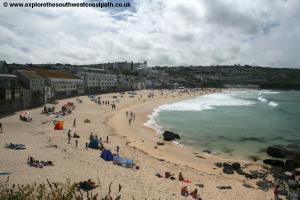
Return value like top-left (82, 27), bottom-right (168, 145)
top-left (108, 88), bottom-right (261, 173)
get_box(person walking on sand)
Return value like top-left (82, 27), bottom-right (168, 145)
top-left (129, 118), bottom-right (132, 125)
top-left (116, 145), bottom-right (120, 155)
top-left (75, 140), bottom-right (78, 147)
top-left (85, 142), bottom-right (88, 150)
top-left (73, 118), bottom-right (76, 127)
top-left (0, 122), bottom-right (2, 132)
top-left (106, 135), bottom-right (109, 143)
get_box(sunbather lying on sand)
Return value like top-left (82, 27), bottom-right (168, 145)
top-left (78, 179), bottom-right (99, 190)
top-left (27, 155), bottom-right (54, 168)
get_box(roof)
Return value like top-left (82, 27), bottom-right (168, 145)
top-left (34, 69), bottom-right (80, 80)
top-left (17, 70), bottom-right (44, 80)
top-left (0, 73), bottom-right (17, 78)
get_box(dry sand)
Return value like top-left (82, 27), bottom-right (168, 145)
top-left (0, 89), bottom-right (273, 199)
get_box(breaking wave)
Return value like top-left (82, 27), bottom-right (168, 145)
top-left (144, 93), bottom-right (256, 134)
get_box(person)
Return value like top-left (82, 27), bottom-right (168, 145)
top-left (106, 135), bottom-right (109, 143)
top-left (190, 189), bottom-right (198, 199)
top-left (75, 140), bottom-right (78, 147)
top-left (129, 118), bottom-right (132, 125)
top-left (116, 146), bottom-right (120, 154)
top-left (90, 133), bottom-right (93, 141)
top-left (126, 111), bottom-right (128, 118)
top-left (73, 118), bottom-right (76, 127)
top-left (0, 122), bottom-right (2, 132)
top-left (85, 142), bottom-right (88, 150)
top-left (181, 186), bottom-right (189, 197)
top-left (274, 185), bottom-right (279, 200)
top-left (179, 172), bottom-right (184, 181)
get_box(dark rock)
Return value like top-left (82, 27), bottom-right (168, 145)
top-left (217, 186), bottom-right (232, 190)
top-left (223, 166), bottom-right (234, 174)
top-left (285, 160), bottom-right (300, 171)
top-left (256, 181), bottom-right (274, 191)
top-left (263, 159), bottom-right (285, 167)
top-left (162, 131), bottom-right (180, 141)
top-left (231, 162), bottom-right (241, 170)
top-left (222, 162), bottom-right (231, 168)
top-left (214, 162), bottom-right (222, 168)
top-left (278, 189), bottom-right (288, 196)
top-left (157, 142), bottom-right (165, 145)
top-left (203, 149), bottom-right (212, 154)
top-left (267, 146), bottom-right (286, 158)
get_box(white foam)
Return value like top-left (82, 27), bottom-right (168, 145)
top-left (258, 96), bottom-right (268, 102)
top-left (268, 101), bottom-right (279, 107)
top-left (258, 90), bottom-right (281, 95)
top-left (156, 93), bottom-right (255, 112)
top-left (144, 92), bottom-right (256, 134)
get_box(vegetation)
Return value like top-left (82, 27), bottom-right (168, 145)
top-left (0, 177), bottom-right (122, 200)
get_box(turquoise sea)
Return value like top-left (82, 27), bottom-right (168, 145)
top-left (145, 90), bottom-right (300, 160)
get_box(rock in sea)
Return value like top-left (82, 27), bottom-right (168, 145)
top-left (263, 159), bottom-right (285, 167)
top-left (162, 131), bottom-right (180, 141)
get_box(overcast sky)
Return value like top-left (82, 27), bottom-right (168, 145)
top-left (0, 0), bottom-right (299, 68)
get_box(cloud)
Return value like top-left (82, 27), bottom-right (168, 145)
top-left (0, 0), bottom-right (299, 68)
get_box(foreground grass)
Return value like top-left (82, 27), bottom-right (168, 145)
top-left (0, 177), bottom-right (122, 200)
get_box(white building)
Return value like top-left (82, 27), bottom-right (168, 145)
top-left (76, 68), bottom-right (117, 90)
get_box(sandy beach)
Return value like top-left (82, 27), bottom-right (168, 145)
top-left (0, 89), bottom-right (274, 199)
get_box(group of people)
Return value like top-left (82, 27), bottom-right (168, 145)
top-left (27, 155), bottom-right (53, 168)
top-left (126, 111), bottom-right (136, 125)
top-left (67, 129), bottom-right (79, 147)
top-left (42, 106), bottom-right (55, 114)
top-left (19, 114), bottom-right (32, 122)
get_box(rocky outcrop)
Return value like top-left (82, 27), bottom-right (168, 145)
top-left (266, 146), bottom-right (286, 158)
top-left (162, 131), bottom-right (180, 141)
top-left (263, 159), bottom-right (285, 167)
top-left (285, 160), bottom-right (300, 171)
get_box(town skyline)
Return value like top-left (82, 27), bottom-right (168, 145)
top-left (1, 0), bottom-right (300, 68)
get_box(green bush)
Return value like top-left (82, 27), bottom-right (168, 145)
top-left (0, 177), bottom-right (122, 200)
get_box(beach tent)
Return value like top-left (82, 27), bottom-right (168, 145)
top-left (100, 149), bottom-right (113, 161)
top-left (88, 138), bottom-right (102, 149)
top-left (113, 156), bottom-right (134, 167)
top-left (54, 121), bottom-right (64, 130)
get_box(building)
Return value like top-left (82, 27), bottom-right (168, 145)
top-left (0, 71), bottom-right (23, 113)
top-left (76, 68), bottom-right (117, 92)
top-left (34, 69), bottom-right (83, 98)
top-left (0, 61), bottom-right (8, 73)
top-left (15, 70), bottom-right (45, 91)
top-left (14, 70), bottom-right (46, 107)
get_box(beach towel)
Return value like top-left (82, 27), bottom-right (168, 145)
top-left (6, 143), bottom-right (26, 150)
top-left (113, 156), bottom-right (134, 167)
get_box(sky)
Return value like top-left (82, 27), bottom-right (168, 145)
top-left (0, 0), bottom-right (299, 68)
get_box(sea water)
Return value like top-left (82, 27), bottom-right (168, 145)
top-left (145, 90), bottom-right (300, 160)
